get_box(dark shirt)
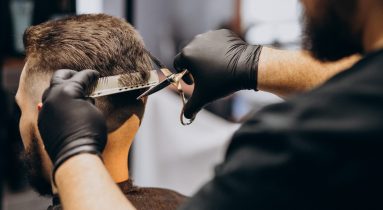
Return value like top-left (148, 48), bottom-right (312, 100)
top-left (48, 179), bottom-right (187, 210)
top-left (180, 49), bottom-right (383, 210)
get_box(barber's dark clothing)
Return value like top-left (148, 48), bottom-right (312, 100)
top-left (180, 49), bottom-right (383, 210)
top-left (48, 179), bottom-right (187, 210)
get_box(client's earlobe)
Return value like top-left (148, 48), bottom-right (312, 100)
top-left (37, 103), bottom-right (43, 111)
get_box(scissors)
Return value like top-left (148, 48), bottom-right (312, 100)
top-left (137, 51), bottom-right (195, 125)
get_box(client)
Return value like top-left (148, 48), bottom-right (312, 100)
top-left (15, 14), bottom-right (186, 210)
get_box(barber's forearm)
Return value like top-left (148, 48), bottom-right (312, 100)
top-left (257, 47), bottom-right (360, 98)
top-left (55, 153), bottom-right (136, 210)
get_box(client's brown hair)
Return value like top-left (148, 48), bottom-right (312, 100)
top-left (23, 14), bottom-right (152, 131)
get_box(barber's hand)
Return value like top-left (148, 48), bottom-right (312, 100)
top-left (174, 29), bottom-right (262, 119)
top-left (38, 69), bottom-right (107, 180)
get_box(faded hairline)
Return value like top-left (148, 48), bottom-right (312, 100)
top-left (22, 60), bottom-right (52, 104)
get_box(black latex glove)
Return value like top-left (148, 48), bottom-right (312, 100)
top-left (174, 29), bottom-right (263, 119)
top-left (38, 69), bottom-right (107, 180)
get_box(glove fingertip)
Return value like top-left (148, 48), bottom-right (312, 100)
top-left (173, 52), bottom-right (187, 71)
top-left (41, 88), bottom-right (51, 102)
top-left (182, 73), bottom-right (194, 85)
top-left (183, 109), bottom-right (195, 120)
top-left (52, 69), bottom-right (77, 84)
top-left (183, 101), bottom-right (202, 120)
top-left (174, 53), bottom-right (194, 85)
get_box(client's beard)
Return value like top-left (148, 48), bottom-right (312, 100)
top-left (20, 133), bottom-right (52, 196)
top-left (301, 2), bottom-right (363, 62)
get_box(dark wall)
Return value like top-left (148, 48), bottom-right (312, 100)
top-left (33, 0), bottom-right (76, 25)
top-left (1, 0), bottom-right (76, 56)
top-left (1, 0), bottom-right (13, 58)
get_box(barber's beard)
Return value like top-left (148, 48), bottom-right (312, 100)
top-left (20, 133), bottom-right (52, 196)
top-left (301, 1), bottom-right (363, 61)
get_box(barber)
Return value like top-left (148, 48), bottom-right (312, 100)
top-left (38, 0), bottom-right (383, 208)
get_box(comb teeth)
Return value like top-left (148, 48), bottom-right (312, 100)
top-left (95, 75), bottom-right (120, 90)
top-left (87, 75), bottom-right (117, 96)
top-left (98, 77), bottom-right (109, 87)
top-left (89, 70), bottom-right (159, 98)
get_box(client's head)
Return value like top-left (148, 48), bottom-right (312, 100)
top-left (15, 14), bottom-right (152, 196)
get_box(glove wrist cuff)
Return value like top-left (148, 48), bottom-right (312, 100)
top-left (247, 45), bottom-right (263, 90)
top-left (236, 45), bottom-right (263, 91)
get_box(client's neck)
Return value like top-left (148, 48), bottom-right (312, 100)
top-left (102, 115), bottom-right (140, 183)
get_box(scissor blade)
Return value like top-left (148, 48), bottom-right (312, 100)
top-left (136, 78), bottom-right (172, 99)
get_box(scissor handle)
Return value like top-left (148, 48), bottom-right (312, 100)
top-left (178, 89), bottom-right (195, 126)
top-left (159, 68), bottom-right (195, 125)
top-left (168, 70), bottom-right (188, 86)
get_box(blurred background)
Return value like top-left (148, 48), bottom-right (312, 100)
top-left (0, 0), bottom-right (301, 209)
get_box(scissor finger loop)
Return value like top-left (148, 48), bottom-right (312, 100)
top-left (178, 89), bottom-right (195, 126)
top-left (140, 50), bottom-right (195, 125)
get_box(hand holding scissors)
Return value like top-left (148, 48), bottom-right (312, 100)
top-left (137, 53), bottom-right (194, 125)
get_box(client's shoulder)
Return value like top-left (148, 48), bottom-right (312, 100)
top-left (118, 179), bottom-right (188, 210)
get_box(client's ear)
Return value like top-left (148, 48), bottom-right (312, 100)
top-left (37, 102), bottom-right (43, 111)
